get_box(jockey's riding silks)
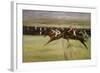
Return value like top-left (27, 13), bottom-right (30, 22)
top-left (51, 29), bottom-right (61, 37)
top-left (55, 29), bottom-right (61, 37)
top-left (68, 26), bottom-right (76, 36)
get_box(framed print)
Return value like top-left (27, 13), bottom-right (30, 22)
top-left (11, 1), bottom-right (97, 71)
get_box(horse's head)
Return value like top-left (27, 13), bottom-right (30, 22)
top-left (42, 29), bottom-right (55, 38)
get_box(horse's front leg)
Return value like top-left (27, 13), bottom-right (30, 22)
top-left (79, 40), bottom-right (88, 49)
top-left (44, 38), bottom-right (54, 46)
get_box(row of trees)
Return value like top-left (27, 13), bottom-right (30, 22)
top-left (23, 26), bottom-right (91, 36)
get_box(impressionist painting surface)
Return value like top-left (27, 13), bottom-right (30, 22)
top-left (23, 10), bottom-right (91, 62)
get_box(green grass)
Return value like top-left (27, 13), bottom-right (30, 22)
top-left (23, 35), bottom-right (91, 62)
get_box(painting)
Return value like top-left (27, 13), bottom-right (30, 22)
top-left (23, 10), bottom-right (91, 62)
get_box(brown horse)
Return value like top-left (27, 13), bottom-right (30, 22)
top-left (43, 29), bottom-right (63, 45)
top-left (43, 28), bottom-right (89, 49)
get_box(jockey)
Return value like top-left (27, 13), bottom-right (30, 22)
top-left (79, 30), bottom-right (88, 39)
top-left (51, 29), bottom-right (61, 37)
top-left (51, 29), bottom-right (55, 33)
top-left (55, 29), bottom-right (61, 37)
top-left (68, 26), bottom-right (76, 36)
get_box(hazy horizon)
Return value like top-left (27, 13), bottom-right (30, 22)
top-left (23, 10), bottom-right (91, 27)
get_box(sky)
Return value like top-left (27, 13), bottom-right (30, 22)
top-left (23, 10), bottom-right (91, 21)
top-left (23, 10), bottom-right (91, 27)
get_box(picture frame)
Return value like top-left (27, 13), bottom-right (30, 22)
top-left (11, 1), bottom-right (97, 71)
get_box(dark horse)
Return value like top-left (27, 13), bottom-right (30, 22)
top-left (43, 29), bottom-right (63, 45)
top-left (43, 28), bottom-right (89, 49)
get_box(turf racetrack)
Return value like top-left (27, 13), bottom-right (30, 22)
top-left (23, 35), bottom-right (91, 62)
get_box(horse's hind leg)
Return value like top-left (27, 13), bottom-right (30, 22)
top-left (66, 39), bottom-right (71, 48)
top-left (79, 40), bottom-right (88, 49)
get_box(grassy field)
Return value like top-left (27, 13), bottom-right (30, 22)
top-left (23, 35), bottom-right (91, 62)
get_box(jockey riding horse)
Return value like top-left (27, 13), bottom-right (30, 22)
top-left (43, 28), bottom-right (62, 45)
top-left (43, 27), bottom-right (89, 49)
top-left (51, 28), bottom-right (61, 37)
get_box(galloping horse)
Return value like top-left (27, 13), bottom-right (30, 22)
top-left (43, 28), bottom-right (63, 45)
top-left (43, 28), bottom-right (89, 49)
top-left (63, 29), bottom-right (89, 49)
